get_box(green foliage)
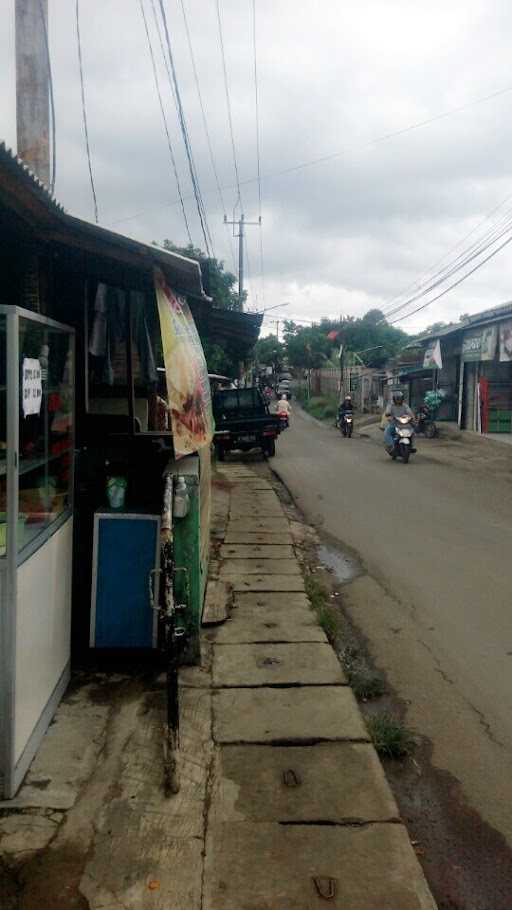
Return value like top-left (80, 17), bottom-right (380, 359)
top-left (282, 310), bottom-right (408, 369)
top-left (284, 321), bottom-right (332, 369)
top-left (253, 334), bottom-right (285, 368)
top-left (303, 395), bottom-right (339, 422)
top-left (367, 713), bottom-right (415, 759)
top-left (161, 240), bottom-right (246, 311)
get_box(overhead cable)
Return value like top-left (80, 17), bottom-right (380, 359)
top-left (380, 191), bottom-right (512, 316)
top-left (108, 81), bottom-right (512, 227)
top-left (251, 0), bottom-right (265, 303)
top-left (37, 0), bottom-right (56, 194)
top-left (138, 0), bottom-right (192, 244)
top-left (75, 0), bottom-right (99, 223)
top-left (387, 232), bottom-right (512, 326)
top-left (179, 0), bottom-right (236, 269)
top-left (157, 0), bottom-right (214, 256)
top-left (382, 205), bottom-right (512, 323)
top-left (215, 0), bottom-right (243, 212)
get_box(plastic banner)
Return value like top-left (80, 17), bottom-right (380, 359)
top-left (423, 339), bottom-right (443, 369)
top-left (462, 325), bottom-right (498, 362)
top-left (154, 268), bottom-right (214, 458)
top-left (499, 320), bottom-right (512, 362)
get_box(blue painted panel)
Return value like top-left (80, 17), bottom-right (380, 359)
top-left (93, 516), bottom-right (158, 648)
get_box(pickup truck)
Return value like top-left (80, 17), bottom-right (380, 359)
top-left (212, 387), bottom-right (281, 459)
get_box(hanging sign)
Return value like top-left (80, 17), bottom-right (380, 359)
top-left (499, 319), bottom-right (512, 362)
top-left (22, 358), bottom-right (42, 417)
top-left (462, 325), bottom-right (498, 362)
top-left (423, 338), bottom-right (443, 369)
top-left (154, 268), bottom-right (214, 458)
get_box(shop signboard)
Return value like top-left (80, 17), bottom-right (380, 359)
top-left (22, 358), bottom-right (42, 416)
top-left (154, 268), bottom-right (214, 458)
top-left (462, 325), bottom-right (498, 362)
top-left (499, 319), bottom-right (512, 362)
top-left (423, 339), bottom-right (443, 369)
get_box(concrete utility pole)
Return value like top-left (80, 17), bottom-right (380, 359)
top-left (15, 0), bottom-right (50, 186)
top-left (224, 213), bottom-right (261, 311)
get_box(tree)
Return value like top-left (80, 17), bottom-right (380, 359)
top-left (253, 334), bottom-right (285, 369)
top-left (161, 240), bottom-right (246, 311)
top-left (281, 311), bottom-right (408, 369)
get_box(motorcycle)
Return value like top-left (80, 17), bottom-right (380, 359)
top-left (416, 404), bottom-right (437, 438)
top-left (278, 411), bottom-right (289, 430)
top-left (389, 415), bottom-right (416, 463)
top-left (339, 411), bottom-right (353, 438)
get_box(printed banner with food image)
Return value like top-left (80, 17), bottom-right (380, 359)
top-left (154, 268), bottom-right (214, 458)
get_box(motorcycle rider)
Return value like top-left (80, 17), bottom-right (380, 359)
top-left (338, 394), bottom-right (354, 427)
top-left (277, 393), bottom-right (291, 424)
top-left (384, 390), bottom-right (415, 453)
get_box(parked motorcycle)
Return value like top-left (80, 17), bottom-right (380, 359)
top-left (339, 411), bottom-right (354, 438)
top-left (416, 404), bottom-right (437, 438)
top-left (389, 415), bottom-right (416, 463)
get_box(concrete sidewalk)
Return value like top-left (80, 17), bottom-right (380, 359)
top-left (0, 463), bottom-right (437, 908)
top-left (204, 462), bottom-right (436, 909)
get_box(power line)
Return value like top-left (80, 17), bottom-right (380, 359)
top-left (37, 0), bottom-right (56, 194)
top-left (380, 191), bottom-right (512, 316)
top-left (215, 0), bottom-right (243, 212)
top-left (138, 0), bottom-right (192, 244)
top-left (75, 0), bottom-right (99, 223)
top-left (179, 0), bottom-right (236, 269)
top-left (251, 0), bottom-right (265, 303)
top-left (388, 232), bottom-right (512, 326)
top-left (157, 0), bottom-right (214, 256)
top-left (382, 205), bottom-right (512, 323)
top-left (108, 81), bottom-right (512, 228)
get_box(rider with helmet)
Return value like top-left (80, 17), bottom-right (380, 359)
top-left (338, 394), bottom-right (354, 429)
top-left (384, 390), bottom-right (415, 452)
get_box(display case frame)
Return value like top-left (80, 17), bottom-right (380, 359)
top-left (0, 305), bottom-right (75, 798)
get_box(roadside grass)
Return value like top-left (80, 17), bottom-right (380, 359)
top-left (302, 395), bottom-right (339, 423)
top-left (367, 712), bottom-right (415, 759)
top-left (304, 572), bottom-right (385, 701)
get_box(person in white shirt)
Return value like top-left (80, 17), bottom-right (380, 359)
top-left (277, 394), bottom-right (291, 417)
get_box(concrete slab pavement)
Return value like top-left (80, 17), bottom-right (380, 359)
top-left (208, 604), bottom-right (327, 643)
top-left (224, 530), bottom-right (293, 544)
top-left (204, 822), bottom-right (437, 910)
top-left (212, 642), bottom-right (346, 687)
top-left (221, 573), bottom-right (306, 592)
top-left (219, 543), bottom-right (295, 559)
top-left (211, 742), bottom-right (399, 823)
top-left (213, 685), bottom-right (369, 743)
top-left (220, 557), bottom-right (301, 575)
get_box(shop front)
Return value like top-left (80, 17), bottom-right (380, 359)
top-left (0, 144), bottom-right (215, 796)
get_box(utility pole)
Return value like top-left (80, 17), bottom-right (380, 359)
top-left (224, 213), bottom-right (261, 311)
top-left (15, 0), bottom-right (50, 186)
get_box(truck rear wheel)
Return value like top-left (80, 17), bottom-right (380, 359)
top-left (265, 440), bottom-right (276, 457)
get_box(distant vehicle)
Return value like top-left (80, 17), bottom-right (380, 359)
top-left (212, 387), bottom-right (281, 459)
top-left (279, 372), bottom-right (292, 381)
top-left (277, 379), bottom-right (292, 398)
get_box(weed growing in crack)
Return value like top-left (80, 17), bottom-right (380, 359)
top-left (367, 713), bottom-right (415, 759)
top-left (347, 662), bottom-right (385, 700)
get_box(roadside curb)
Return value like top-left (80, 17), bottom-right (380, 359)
top-left (205, 462), bottom-right (438, 909)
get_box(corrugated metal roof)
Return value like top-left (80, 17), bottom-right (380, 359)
top-left (0, 141), bottom-right (208, 300)
top-left (0, 141), bottom-right (64, 214)
top-left (410, 300), bottom-right (512, 347)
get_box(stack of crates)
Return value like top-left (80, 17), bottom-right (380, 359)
top-left (488, 409), bottom-right (512, 433)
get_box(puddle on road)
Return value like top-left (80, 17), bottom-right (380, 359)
top-left (317, 543), bottom-right (361, 585)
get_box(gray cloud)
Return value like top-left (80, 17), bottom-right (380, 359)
top-left (2, 0), bottom-right (512, 333)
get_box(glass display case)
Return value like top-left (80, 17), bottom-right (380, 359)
top-left (0, 308), bottom-right (74, 560)
top-left (0, 306), bottom-right (75, 798)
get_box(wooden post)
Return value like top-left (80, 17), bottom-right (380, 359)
top-left (15, 0), bottom-right (50, 186)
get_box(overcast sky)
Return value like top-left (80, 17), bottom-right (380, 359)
top-left (3, 0), bottom-right (512, 335)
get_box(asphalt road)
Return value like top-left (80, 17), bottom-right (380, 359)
top-left (273, 405), bottom-right (512, 847)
